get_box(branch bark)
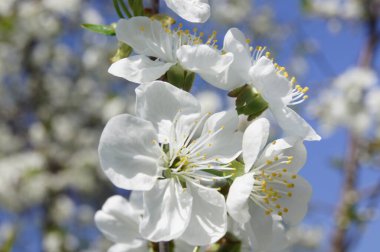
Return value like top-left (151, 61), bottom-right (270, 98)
top-left (330, 6), bottom-right (379, 252)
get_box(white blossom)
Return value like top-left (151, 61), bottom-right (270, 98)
top-left (226, 118), bottom-right (312, 251)
top-left (99, 81), bottom-right (242, 245)
top-left (164, 0), bottom-right (210, 23)
top-left (109, 16), bottom-right (233, 85)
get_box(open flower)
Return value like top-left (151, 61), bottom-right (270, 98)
top-left (95, 193), bottom-right (147, 252)
top-left (164, 0), bottom-right (210, 23)
top-left (179, 28), bottom-right (320, 141)
top-left (109, 16), bottom-right (232, 85)
top-left (98, 81), bottom-right (242, 245)
top-left (226, 118), bottom-right (312, 251)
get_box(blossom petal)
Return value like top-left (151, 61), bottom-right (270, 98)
top-left (108, 55), bottom-right (174, 84)
top-left (222, 28), bottom-right (252, 87)
top-left (243, 118), bottom-right (270, 172)
top-left (164, 0), bottom-right (210, 23)
top-left (199, 110), bottom-right (242, 163)
top-left (98, 114), bottom-right (160, 191)
top-left (277, 175), bottom-right (312, 225)
top-left (244, 203), bottom-right (274, 251)
top-left (135, 81), bottom-right (200, 130)
top-left (256, 137), bottom-right (307, 173)
top-left (271, 106), bottom-right (321, 141)
top-left (249, 57), bottom-right (291, 106)
top-left (94, 196), bottom-right (140, 244)
top-left (226, 173), bottom-right (254, 225)
top-left (177, 45), bottom-right (235, 90)
top-left (140, 179), bottom-right (193, 242)
top-left (116, 17), bottom-right (174, 62)
top-left (180, 181), bottom-right (227, 246)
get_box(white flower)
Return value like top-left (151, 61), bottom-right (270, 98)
top-left (226, 118), bottom-right (312, 251)
top-left (164, 0), bottom-right (210, 23)
top-left (95, 193), bottom-right (147, 252)
top-left (109, 16), bottom-right (233, 85)
top-left (308, 67), bottom-right (377, 136)
top-left (180, 28), bottom-right (320, 141)
top-left (210, 0), bottom-right (251, 24)
top-left (98, 81), bottom-right (242, 245)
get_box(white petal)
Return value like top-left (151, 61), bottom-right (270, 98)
top-left (135, 81), bottom-right (200, 130)
top-left (180, 182), bottom-right (227, 246)
top-left (256, 137), bottom-right (307, 173)
top-left (226, 173), bottom-right (254, 225)
top-left (140, 179), bottom-right (193, 242)
top-left (164, 0), bottom-right (210, 23)
top-left (199, 110), bottom-right (242, 163)
top-left (108, 56), bottom-right (174, 84)
top-left (243, 118), bottom-right (270, 172)
top-left (95, 196), bottom-right (141, 244)
top-left (249, 57), bottom-right (291, 106)
top-left (177, 45), bottom-right (235, 90)
top-left (116, 17), bottom-right (175, 62)
top-left (108, 242), bottom-right (147, 252)
top-left (244, 203), bottom-right (274, 251)
top-left (98, 114), bottom-right (160, 191)
top-left (277, 175), bottom-right (312, 225)
top-left (271, 106), bottom-right (321, 141)
top-left (222, 28), bottom-right (252, 86)
top-left (129, 191), bottom-right (144, 214)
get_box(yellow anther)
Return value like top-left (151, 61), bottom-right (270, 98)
top-left (246, 38), bottom-right (251, 44)
top-left (215, 158), bottom-right (220, 162)
top-left (282, 168), bottom-right (288, 173)
top-left (288, 156), bottom-right (294, 160)
top-left (178, 23), bottom-right (183, 28)
top-left (139, 26), bottom-right (145, 32)
top-left (212, 30), bottom-right (217, 36)
top-left (199, 32), bottom-right (204, 37)
top-left (302, 87), bottom-right (309, 93)
top-left (278, 211), bottom-right (283, 216)
top-left (272, 172), bottom-right (277, 177)
top-left (220, 125), bottom-right (225, 130)
top-left (295, 84), bottom-right (301, 89)
top-left (283, 72), bottom-right (289, 78)
top-left (272, 140), bottom-right (277, 145)
top-left (283, 208), bottom-right (289, 213)
top-left (276, 204), bottom-right (281, 209)
top-left (303, 95), bottom-right (309, 100)
top-left (291, 77), bottom-right (296, 84)
top-left (185, 29), bottom-right (190, 34)
top-left (208, 143), bottom-right (212, 147)
top-left (286, 160), bottom-right (292, 164)
top-left (287, 183), bottom-right (295, 188)
top-left (292, 175), bottom-right (297, 179)
top-left (213, 45), bottom-right (218, 49)
top-left (193, 27), bottom-right (198, 32)
top-left (287, 192), bottom-right (293, 197)
top-left (265, 210), bottom-right (272, 215)
top-left (274, 156), bottom-right (279, 161)
top-left (266, 160), bottom-right (273, 165)
top-left (265, 51), bottom-right (271, 58)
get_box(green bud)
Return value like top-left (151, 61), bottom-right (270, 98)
top-left (166, 64), bottom-right (195, 92)
top-left (230, 84), bottom-right (269, 120)
top-left (111, 42), bottom-right (133, 63)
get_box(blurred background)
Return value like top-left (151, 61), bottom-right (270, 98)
top-left (0, 0), bottom-right (379, 251)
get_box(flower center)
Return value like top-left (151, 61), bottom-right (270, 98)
top-left (249, 147), bottom-right (298, 217)
top-left (153, 112), bottom-right (235, 186)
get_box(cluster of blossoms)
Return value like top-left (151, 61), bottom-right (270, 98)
top-left (94, 2), bottom-right (321, 251)
top-left (308, 67), bottom-right (380, 137)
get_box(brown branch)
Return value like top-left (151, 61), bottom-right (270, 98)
top-left (330, 6), bottom-right (379, 251)
top-left (151, 0), bottom-right (159, 14)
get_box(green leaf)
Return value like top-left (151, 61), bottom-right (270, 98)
top-left (111, 43), bottom-right (133, 63)
top-left (81, 23), bottom-right (116, 36)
